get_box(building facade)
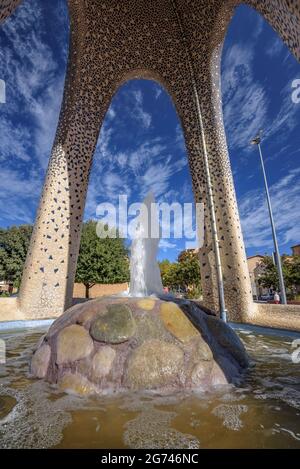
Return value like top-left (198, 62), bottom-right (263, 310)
top-left (292, 245), bottom-right (300, 257)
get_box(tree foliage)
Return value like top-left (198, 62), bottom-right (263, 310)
top-left (159, 259), bottom-right (172, 286)
top-left (159, 249), bottom-right (201, 298)
top-left (0, 224), bottom-right (33, 288)
top-left (75, 221), bottom-right (129, 298)
top-left (258, 255), bottom-right (300, 299)
top-left (0, 221), bottom-right (130, 298)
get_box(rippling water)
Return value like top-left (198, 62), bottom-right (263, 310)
top-left (0, 323), bottom-right (299, 448)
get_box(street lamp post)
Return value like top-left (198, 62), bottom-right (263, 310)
top-left (171, 0), bottom-right (227, 322)
top-left (250, 131), bottom-right (287, 304)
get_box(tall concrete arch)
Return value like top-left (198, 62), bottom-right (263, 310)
top-left (1, 0), bottom-right (299, 320)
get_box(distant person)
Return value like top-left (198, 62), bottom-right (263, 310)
top-left (274, 292), bottom-right (280, 304)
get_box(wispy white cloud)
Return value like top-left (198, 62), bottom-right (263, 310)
top-left (239, 168), bottom-right (300, 250)
top-left (0, 167), bottom-right (43, 224)
top-left (159, 239), bottom-right (178, 251)
top-left (102, 172), bottom-right (132, 201)
top-left (222, 43), bottom-right (268, 150)
top-left (264, 82), bottom-right (300, 145)
top-left (0, 118), bottom-right (32, 162)
top-left (86, 86), bottom-right (188, 219)
top-left (221, 8), bottom-right (300, 254)
top-left (31, 74), bottom-right (65, 168)
top-left (130, 89), bottom-right (152, 128)
top-left (154, 86), bottom-right (162, 100)
top-left (265, 35), bottom-right (284, 58)
top-left (0, 0), bottom-right (68, 224)
top-left (0, 2), bottom-right (61, 166)
top-left (128, 142), bottom-right (165, 177)
top-left (0, 2), bottom-right (58, 104)
top-left (222, 22), bottom-right (300, 154)
top-left (141, 156), bottom-right (186, 198)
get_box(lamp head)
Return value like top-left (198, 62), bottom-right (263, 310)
top-left (251, 136), bottom-right (260, 145)
top-left (250, 129), bottom-right (263, 146)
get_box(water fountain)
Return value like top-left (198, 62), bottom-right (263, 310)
top-left (129, 192), bottom-right (163, 297)
top-left (28, 194), bottom-right (249, 396)
top-left (1, 209), bottom-right (300, 447)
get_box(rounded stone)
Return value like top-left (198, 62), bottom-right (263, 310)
top-left (56, 324), bottom-right (94, 365)
top-left (194, 336), bottom-right (213, 361)
top-left (90, 304), bottom-right (136, 344)
top-left (31, 297), bottom-right (249, 395)
top-left (137, 298), bottom-right (156, 310)
top-left (134, 313), bottom-right (170, 344)
top-left (91, 346), bottom-right (116, 379)
top-left (125, 339), bottom-right (184, 389)
top-left (210, 362), bottom-right (228, 387)
top-left (31, 344), bottom-right (51, 378)
top-left (59, 372), bottom-right (95, 395)
top-left (205, 316), bottom-right (249, 367)
top-left (160, 302), bottom-right (199, 343)
top-left (77, 308), bottom-right (98, 326)
top-left (191, 361), bottom-right (213, 388)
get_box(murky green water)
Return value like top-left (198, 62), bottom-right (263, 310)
top-left (0, 324), bottom-right (299, 448)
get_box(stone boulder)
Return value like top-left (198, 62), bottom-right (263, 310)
top-left (31, 296), bottom-right (249, 395)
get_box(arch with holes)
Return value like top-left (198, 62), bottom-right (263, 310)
top-left (1, 0), bottom-right (299, 320)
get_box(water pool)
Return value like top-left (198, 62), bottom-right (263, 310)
top-left (0, 323), bottom-right (299, 448)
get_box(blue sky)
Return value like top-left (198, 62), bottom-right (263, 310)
top-left (0, 0), bottom-right (299, 262)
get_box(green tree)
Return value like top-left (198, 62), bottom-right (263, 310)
top-left (257, 256), bottom-right (278, 289)
top-left (159, 261), bottom-right (180, 290)
top-left (258, 255), bottom-right (300, 299)
top-left (75, 220), bottom-right (129, 298)
top-left (158, 259), bottom-right (172, 286)
top-left (0, 224), bottom-right (33, 289)
top-left (177, 249), bottom-right (201, 294)
top-left (159, 249), bottom-right (201, 298)
top-left (287, 257), bottom-right (300, 297)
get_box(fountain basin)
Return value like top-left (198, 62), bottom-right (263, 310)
top-left (1, 320), bottom-right (300, 448)
top-left (31, 296), bottom-right (249, 395)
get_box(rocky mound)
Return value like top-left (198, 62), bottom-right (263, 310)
top-left (31, 296), bottom-right (249, 395)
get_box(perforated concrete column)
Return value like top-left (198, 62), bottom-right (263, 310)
top-left (246, 0), bottom-right (300, 62)
top-left (17, 6), bottom-right (106, 317)
top-left (0, 0), bottom-right (22, 24)
top-left (1, 0), bottom-right (299, 320)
